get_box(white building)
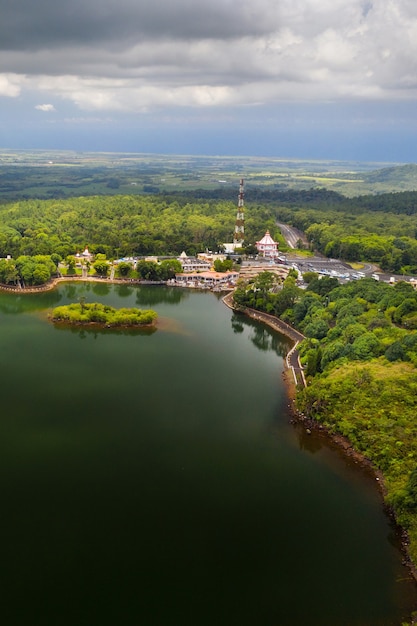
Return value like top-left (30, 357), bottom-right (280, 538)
top-left (222, 242), bottom-right (241, 254)
top-left (173, 270), bottom-right (239, 288)
top-left (177, 251), bottom-right (211, 273)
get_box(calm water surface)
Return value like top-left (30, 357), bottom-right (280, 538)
top-left (0, 282), bottom-right (416, 625)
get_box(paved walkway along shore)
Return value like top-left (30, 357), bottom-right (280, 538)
top-left (222, 291), bottom-right (306, 388)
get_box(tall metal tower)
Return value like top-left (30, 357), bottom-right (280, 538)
top-left (233, 178), bottom-right (245, 247)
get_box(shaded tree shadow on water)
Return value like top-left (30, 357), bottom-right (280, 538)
top-left (115, 284), bottom-right (134, 298)
top-left (231, 313), bottom-right (291, 357)
top-left (52, 323), bottom-right (157, 339)
top-left (0, 290), bottom-right (63, 315)
top-left (64, 284), bottom-right (78, 300)
top-left (231, 316), bottom-right (244, 333)
top-left (92, 282), bottom-right (111, 296)
top-left (135, 286), bottom-right (189, 306)
top-left (60, 282), bottom-right (92, 299)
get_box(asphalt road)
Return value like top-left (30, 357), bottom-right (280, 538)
top-left (277, 222), bottom-right (382, 280)
top-left (277, 222), bottom-right (309, 249)
top-left (277, 222), bottom-right (417, 285)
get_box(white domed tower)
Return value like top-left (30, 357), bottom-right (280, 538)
top-left (256, 231), bottom-right (278, 258)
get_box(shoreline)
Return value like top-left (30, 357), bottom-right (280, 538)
top-left (222, 289), bottom-right (417, 591)
top-left (50, 318), bottom-right (157, 330)
top-left (0, 275), bottom-right (152, 294)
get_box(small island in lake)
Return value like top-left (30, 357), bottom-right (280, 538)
top-left (51, 302), bottom-right (158, 327)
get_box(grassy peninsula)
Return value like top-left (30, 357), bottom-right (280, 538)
top-left (51, 302), bottom-right (157, 327)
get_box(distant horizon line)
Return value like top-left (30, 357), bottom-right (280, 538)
top-left (0, 147), bottom-right (410, 166)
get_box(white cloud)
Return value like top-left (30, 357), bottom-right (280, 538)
top-left (0, 74), bottom-right (22, 97)
top-left (35, 103), bottom-right (56, 112)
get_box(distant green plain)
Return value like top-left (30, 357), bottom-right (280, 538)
top-left (1, 148), bottom-right (416, 201)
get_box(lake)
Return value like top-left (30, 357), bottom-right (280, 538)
top-left (0, 281), bottom-right (415, 625)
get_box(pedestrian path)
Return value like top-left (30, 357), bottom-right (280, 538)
top-left (222, 291), bottom-right (306, 387)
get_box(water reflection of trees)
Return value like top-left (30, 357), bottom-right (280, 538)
top-left (135, 286), bottom-right (189, 306)
top-left (0, 283), bottom-right (189, 316)
top-left (92, 282), bottom-right (111, 296)
top-left (0, 290), bottom-right (62, 314)
top-left (52, 323), bottom-right (157, 339)
top-left (115, 284), bottom-right (134, 298)
top-left (231, 315), bottom-right (244, 333)
top-left (63, 284), bottom-right (79, 299)
top-left (231, 313), bottom-right (291, 356)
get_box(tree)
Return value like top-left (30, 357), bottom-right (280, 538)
top-left (393, 297), bottom-right (417, 324)
top-left (304, 319), bottom-right (329, 340)
top-left (320, 341), bottom-right (346, 369)
top-left (16, 256), bottom-right (36, 284)
top-left (117, 262), bottom-right (133, 277)
top-left (93, 259), bottom-right (110, 277)
top-left (304, 346), bottom-right (323, 376)
top-left (274, 280), bottom-right (301, 316)
top-left (385, 340), bottom-right (408, 362)
top-left (15, 255), bottom-right (55, 285)
top-left (242, 243), bottom-right (257, 256)
top-left (159, 259), bottom-right (182, 280)
top-left (351, 332), bottom-right (381, 360)
top-left (302, 271), bottom-right (319, 284)
top-left (254, 271), bottom-right (277, 293)
top-left (33, 264), bottom-right (51, 285)
top-left (0, 259), bottom-right (18, 284)
top-left (213, 259), bottom-right (233, 273)
top-left (136, 261), bottom-right (162, 281)
top-left (66, 255), bottom-right (76, 274)
top-left (292, 294), bottom-right (322, 325)
top-left (307, 276), bottom-right (339, 296)
top-left (51, 253), bottom-right (62, 268)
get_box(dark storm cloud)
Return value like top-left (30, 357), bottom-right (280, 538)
top-left (0, 0), bottom-right (273, 51)
top-left (1, 0), bottom-right (417, 117)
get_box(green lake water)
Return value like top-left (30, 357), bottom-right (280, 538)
top-left (0, 282), bottom-right (416, 625)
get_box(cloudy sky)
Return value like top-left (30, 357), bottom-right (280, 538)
top-left (1, 0), bottom-right (417, 161)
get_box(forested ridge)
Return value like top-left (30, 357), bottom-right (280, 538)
top-left (0, 194), bottom-right (276, 260)
top-left (174, 185), bottom-right (417, 214)
top-left (2, 188), bottom-right (417, 273)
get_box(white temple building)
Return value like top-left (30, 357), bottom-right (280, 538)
top-left (75, 246), bottom-right (93, 264)
top-left (177, 251), bottom-right (211, 273)
top-left (256, 231), bottom-right (279, 258)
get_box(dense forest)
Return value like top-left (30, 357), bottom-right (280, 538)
top-left (1, 188), bottom-right (417, 275)
top-left (175, 186), bottom-right (417, 273)
top-left (0, 194), bottom-right (277, 261)
top-left (233, 272), bottom-right (417, 563)
top-left (265, 189), bottom-right (417, 274)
